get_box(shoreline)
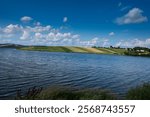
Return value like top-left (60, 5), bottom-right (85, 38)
top-left (15, 83), bottom-right (150, 100)
top-left (18, 46), bottom-right (150, 57)
top-left (18, 46), bottom-right (126, 56)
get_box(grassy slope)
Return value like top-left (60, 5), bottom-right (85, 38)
top-left (20, 46), bottom-right (126, 55)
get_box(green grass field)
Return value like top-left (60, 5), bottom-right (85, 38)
top-left (19, 46), bottom-right (127, 55)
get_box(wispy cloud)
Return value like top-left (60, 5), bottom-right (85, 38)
top-left (63, 17), bottom-right (68, 23)
top-left (120, 6), bottom-right (131, 11)
top-left (118, 2), bottom-right (122, 7)
top-left (115, 8), bottom-right (148, 25)
top-left (21, 16), bottom-right (33, 23)
top-left (109, 32), bottom-right (115, 36)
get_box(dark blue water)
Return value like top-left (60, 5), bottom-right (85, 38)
top-left (0, 48), bottom-right (150, 99)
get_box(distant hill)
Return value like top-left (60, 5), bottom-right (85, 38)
top-left (0, 43), bottom-right (25, 48)
top-left (19, 46), bottom-right (126, 55)
top-left (2, 44), bottom-right (150, 57)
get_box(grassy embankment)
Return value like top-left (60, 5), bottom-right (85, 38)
top-left (20, 46), bottom-right (127, 55)
top-left (16, 83), bottom-right (150, 100)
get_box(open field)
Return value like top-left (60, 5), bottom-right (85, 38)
top-left (19, 46), bottom-right (127, 55)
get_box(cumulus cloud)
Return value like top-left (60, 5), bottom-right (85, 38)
top-left (115, 38), bottom-right (150, 48)
top-left (0, 23), bottom-right (81, 45)
top-left (34, 22), bottom-right (41, 26)
top-left (21, 16), bottom-right (33, 23)
top-left (35, 33), bottom-right (43, 39)
top-left (0, 16), bottom-right (111, 47)
top-left (0, 23), bottom-right (109, 46)
top-left (20, 30), bottom-right (30, 40)
top-left (63, 17), bottom-right (68, 23)
top-left (116, 8), bottom-right (148, 25)
top-left (109, 32), bottom-right (115, 36)
top-left (3, 24), bottom-right (21, 34)
top-left (78, 37), bottom-right (99, 46)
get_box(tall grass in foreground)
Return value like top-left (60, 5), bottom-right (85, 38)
top-left (126, 83), bottom-right (150, 100)
top-left (16, 87), bottom-right (116, 100)
top-left (15, 83), bottom-right (150, 100)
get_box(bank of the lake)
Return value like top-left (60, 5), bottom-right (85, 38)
top-left (19, 46), bottom-right (126, 55)
top-left (16, 83), bottom-right (150, 100)
top-left (19, 46), bottom-right (150, 57)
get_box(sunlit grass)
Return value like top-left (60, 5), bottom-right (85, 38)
top-left (19, 46), bottom-right (126, 55)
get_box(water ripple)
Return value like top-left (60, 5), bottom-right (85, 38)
top-left (0, 48), bottom-right (150, 99)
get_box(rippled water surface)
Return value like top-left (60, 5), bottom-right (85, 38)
top-left (0, 48), bottom-right (150, 99)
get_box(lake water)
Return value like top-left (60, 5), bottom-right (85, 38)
top-left (0, 48), bottom-right (150, 99)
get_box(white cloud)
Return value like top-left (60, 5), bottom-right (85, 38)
top-left (109, 32), bottom-right (115, 36)
top-left (46, 32), bottom-right (76, 42)
top-left (0, 34), bottom-right (14, 38)
top-left (21, 16), bottom-right (33, 23)
top-left (115, 38), bottom-right (150, 47)
top-left (116, 8), bottom-right (148, 25)
top-left (20, 30), bottom-right (30, 40)
top-left (0, 23), bottom-right (110, 46)
top-left (0, 16), bottom-right (111, 46)
top-left (5, 23), bottom-right (149, 48)
top-left (63, 17), bottom-right (68, 23)
top-left (27, 25), bottom-right (51, 33)
top-left (35, 33), bottom-right (43, 39)
top-left (76, 37), bottom-right (110, 47)
top-left (3, 24), bottom-right (21, 34)
top-left (120, 6), bottom-right (130, 11)
top-left (34, 22), bottom-right (41, 26)
top-left (0, 16), bottom-right (111, 47)
top-left (78, 38), bottom-right (98, 46)
top-left (102, 39), bottom-right (109, 47)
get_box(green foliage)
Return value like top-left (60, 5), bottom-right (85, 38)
top-left (126, 83), bottom-right (150, 100)
top-left (16, 87), bottom-right (117, 100)
top-left (20, 46), bottom-right (73, 52)
top-left (108, 48), bottom-right (126, 55)
top-left (16, 83), bottom-right (150, 100)
top-left (37, 87), bottom-right (117, 100)
top-left (133, 47), bottom-right (150, 51)
top-left (75, 89), bottom-right (116, 100)
top-left (125, 47), bottom-right (150, 56)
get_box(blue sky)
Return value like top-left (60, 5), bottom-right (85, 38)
top-left (0, 0), bottom-right (150, 47)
